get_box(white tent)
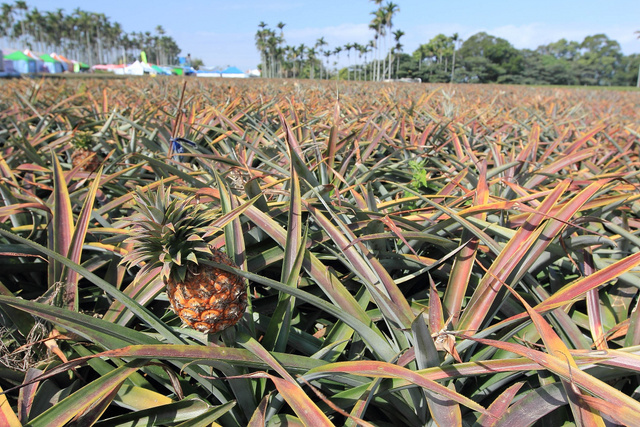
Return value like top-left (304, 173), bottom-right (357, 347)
top-left (120, 60), bottom-right (156, 76)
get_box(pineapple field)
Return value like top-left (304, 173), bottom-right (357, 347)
top-left (0, 76), bottom-right (639, 426)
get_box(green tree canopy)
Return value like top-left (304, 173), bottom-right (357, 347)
top-left (457, 32), bottom-right (523, 83)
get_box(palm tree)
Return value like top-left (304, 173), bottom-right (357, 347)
top-left (352, 43), bottom-right (363, 80)
top-left (383, 2), bottom-right (400, 79)
top-left (450, 33), bottom-right (461, 83)
top-left (369, 0), bottom-right (384, 80)
top-left (414, 44), bottom-right (424, 71)
top-left (344, 43), bottom-right (354, 80)
top-left (48, 8), bottom-right (65, 53)
top-left (255, 22), bottom-right (269, 77)
top-left (25, 7), bottom-right (45, 51)
top-left (392, 29), bottom-right (404, 78)
top-left (323, 50), bottom-right (332, 79)
top-left (360, 42), bottom-right (372, 80)
top-left (307, 47), bottom-right (317, 79)
top-left (266, 30), bottom-right (279, 78)
top-left (94, 13), bottom-right (109, 64)
top-left (296, 43), bottom-right (306, 78)
top-left (365, 40), bottom-right (374, 80)
top-left (315, 37), bottom-right (327, 79)
top-left (333, 45), bottom-right (342, 78)
top-left (0, 3), bottom-right (15, 47)
top-left (14, 0), bottom-right (27, 45)
top-left (72, 8), bottom-right (90, 63)
top-left (120, 33), bottom-right (131, 63)
top-left (369, 7), bottom-right (386, 80)
top-left (109, 22), bottom-right (123, 63)
top-left (276, 22), bottom-right (286, 77)
top-left (413, 43), bottom-right (435, 74)
top-left (287, 44), bottom-right (299, 78)
top-left (0, 3), bottom-right (180, 66)
top-left (62, 10), bottom-right (74, 54)
top-left (154, 25), bottom-right (165, 64)
top-left (256, 27), bottom-right (284, 78)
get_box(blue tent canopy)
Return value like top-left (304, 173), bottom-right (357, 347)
top-left (221, 66), bottom-right (244, 74)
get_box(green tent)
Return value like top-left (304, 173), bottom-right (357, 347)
top-left (4, 51), bottom-right (33, 61)
top-left (3, 50), bottom-right (36, 73)
top-left (39, 53), bottom-right (57, 63)
top-left (35, 53), bottom-right (63, 73)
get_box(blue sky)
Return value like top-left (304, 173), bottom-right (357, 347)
top-left (23, 0), bottom-right (640, 70)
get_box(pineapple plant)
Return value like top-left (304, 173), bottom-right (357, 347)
top-left (122, 184), bottom-right (247, 334)
top-left (70, 131), bottom-right (101, 172)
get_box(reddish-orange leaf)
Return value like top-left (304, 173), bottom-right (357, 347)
top-left (238, 372), bottom-right (334, 427)
top-left (309, 361), bottom-right (491, 416)
top-left (476, 382), bottom-right (524, 427)
top-left (503, 282), bottom-right (605, 426)
top-left (0, 385), bottom-right (21, 427)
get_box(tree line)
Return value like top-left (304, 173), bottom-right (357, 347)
top-left (255, 1), bottom-right (403, 80)
top-left (0, 1), bottom-right (181, 66)
top-left (255, 1), bottom-right (640, 87)
top-left (406, 32), bottom-right (640, 86)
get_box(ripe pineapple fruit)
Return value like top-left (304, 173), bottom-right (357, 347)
top-left (70, 131), bottom-right (101, 172)
top-left (122, 184), bottom-right (247, 333)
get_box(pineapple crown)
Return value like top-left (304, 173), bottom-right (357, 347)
top-left (121, 183), bottom-right (219, 283)
top-left (72, 131), bottom-right (94, 150)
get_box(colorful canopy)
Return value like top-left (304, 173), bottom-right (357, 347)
top-left (51, 53), bottom-right (73, 64)
top-left (4, 51), bottom-right (34, 61)
top-left (22, 49), bottom-right (40, 60)
top-left (40, 53), bottom-right (59, 63)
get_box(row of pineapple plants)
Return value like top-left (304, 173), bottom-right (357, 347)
top-left (0, 77), bottom-right (639, 426)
